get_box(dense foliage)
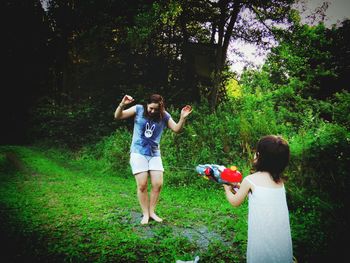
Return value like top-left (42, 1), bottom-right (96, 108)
top-left (2, 0), bottom-right (298, 143)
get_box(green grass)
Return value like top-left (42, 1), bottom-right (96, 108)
top-left (0, 146), bottom-right (247, 262)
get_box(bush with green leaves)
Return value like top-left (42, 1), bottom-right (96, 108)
top-left (287, 121), bottom-right (350, 261)
top-left (28, 98), bottom-right (122, 148)
top-left (319, 91), bottom-right (350, 129)
top-left (289, 121), bottom-right (350, 199)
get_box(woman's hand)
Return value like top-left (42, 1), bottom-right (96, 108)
top-left (121, 95), bottom-right (134, 106)
top-left (181, 105), bottom-right (192, 119)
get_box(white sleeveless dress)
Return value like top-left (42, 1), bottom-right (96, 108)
top-left (245, 177), bottom-right (293, 263)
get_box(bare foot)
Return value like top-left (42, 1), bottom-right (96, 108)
top-left (150, 213), bottom-right (163, 222)
top-left (141, 215), bottom-right (149, 225)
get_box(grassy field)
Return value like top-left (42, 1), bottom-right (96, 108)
top-left (0, 146), bottom-right (248, 262)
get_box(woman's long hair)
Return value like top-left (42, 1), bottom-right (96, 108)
top-left (253, 135), bottom-right (290, 183)
top-left (143, 94), bottom-right (165, 122)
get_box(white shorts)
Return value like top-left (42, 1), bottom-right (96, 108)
top-left (129, 153), bottom-right (164, 175)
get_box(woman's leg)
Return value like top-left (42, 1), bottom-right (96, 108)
top-left (135, 171), bottom-right (150, 224)
top-left (149, 170), bottom-right (163, 222)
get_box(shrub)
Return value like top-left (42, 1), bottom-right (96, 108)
top-left (289, 122), bottom-right (350, 200)
top-left (28, 98), bottom-right (123, 148)
top-left (288, 121), bottom-right (350, 261)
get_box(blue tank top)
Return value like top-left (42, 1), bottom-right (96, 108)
top-left (130, 104), bottom-right (171, 156)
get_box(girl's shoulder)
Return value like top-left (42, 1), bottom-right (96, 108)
top-left (245, 171), bottom-right (284, 189)
top-left (243, 173), bottom-right (262, 188)
top-left (244, 173), bottom-right (259, 181)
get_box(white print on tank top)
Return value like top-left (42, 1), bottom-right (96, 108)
top-left (144, 122), bottom-right (155, 138)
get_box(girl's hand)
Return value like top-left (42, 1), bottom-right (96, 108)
top-left (231, 182), bottom-right (240, 194)
top-left (181, 105), bottom-right (192, 118)
top-left (232, 182), bottom-right (241, 189)
top-left (224, 183), bottom-right (238, 194)
top-left (121, 95), bottom-right (134, 105)
top-left (223, 184), bottom-right (232, 191)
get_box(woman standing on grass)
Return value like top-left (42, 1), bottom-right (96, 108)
top-left (223, 135), bottom-right (293, 263)
top-left (114, 94), bottom-right (192, 224)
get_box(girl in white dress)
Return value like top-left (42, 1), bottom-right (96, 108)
top-left (223, 135), bottom-right (293, 263)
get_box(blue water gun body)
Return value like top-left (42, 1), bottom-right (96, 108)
top-left (196, 164), bottom-right (243, 193)
top-left (196, 164), bottom-right (226, 184)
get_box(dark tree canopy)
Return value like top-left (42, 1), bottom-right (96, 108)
top-left (2, 0), bottom-right (350, 144)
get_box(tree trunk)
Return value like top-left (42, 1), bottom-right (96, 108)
top-left (210, 46), bottom-right (224, 111)
top-left (209, 0), bottom-right (241, 111)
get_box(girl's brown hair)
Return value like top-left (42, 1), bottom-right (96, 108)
top-left (253, 135), bottom-right (290, 183)
top-left (143, 94), bottom-right (165, 122)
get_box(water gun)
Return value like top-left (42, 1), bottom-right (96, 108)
top-left (196, 164), bottom-right (242, 192)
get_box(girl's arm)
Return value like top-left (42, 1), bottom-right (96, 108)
top-left (223, 178), bottom-right (251, 207)
top-left (167, 105), bottom-right (192, 133)
top-left (114, 95), bottom-right (136, 120)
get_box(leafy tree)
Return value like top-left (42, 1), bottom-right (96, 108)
top-left (44, 0), bottom-right (150, 104)
top-left (39, 0), bottom-right (297, 110)
top-left (240, 14), bottom-right (350, 128)
top-left (180, 0), bottom-right (295, 109)
top-left (123, 0), bottom-right (296, 109)
top-left (264, 15), bottom-right (350, 99)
